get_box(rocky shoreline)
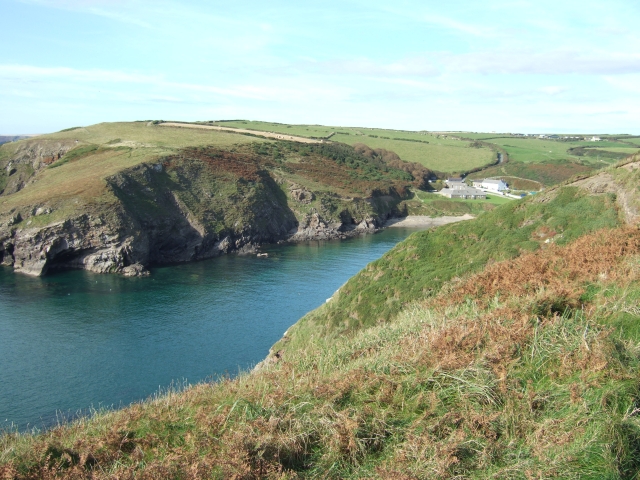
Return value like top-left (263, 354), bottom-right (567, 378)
top-left (0, 210), bottom-right (476, 278)
top-left (0, 208), bottom-right (394, 278)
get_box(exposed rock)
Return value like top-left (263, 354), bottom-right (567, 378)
top-left (8, 215), bottom-right (132, 276)
top-left (356, 218), bottom-right (377, 231)
top-left (122, 263), bottom-right (150, 277)
top-left (34, 207), bottom-right (52, 216)
top-left (290, 186), bottom-right (314, 204)
top-left (237, 243), bottom-right (258, 255)
top-left (7, 213), bottom-right (22, 226)
top-left (1, 139), bottom-right (77, 195)
top-left (570, 160), bottom-right (640, 226)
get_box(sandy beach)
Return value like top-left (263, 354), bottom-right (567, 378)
top-left (384, 214), bottom-right (475, 228)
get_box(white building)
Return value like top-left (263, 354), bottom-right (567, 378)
top-left (473, 179), bottom-right (508, 192)
top-left (446, 177), bottom-right (465, 188)
top-left (589, 136), bottom-right (601, 142)
top-left (440, 186), bottom-right (486, 200)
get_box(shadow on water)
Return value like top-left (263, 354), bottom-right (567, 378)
top-left (0, 227), bottom-right (423, 431)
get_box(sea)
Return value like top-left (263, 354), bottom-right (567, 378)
top-left (0, 227), bottom-right (423, 431)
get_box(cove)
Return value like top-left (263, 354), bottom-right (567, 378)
top-left (1, 227), bottom-right (422, 431)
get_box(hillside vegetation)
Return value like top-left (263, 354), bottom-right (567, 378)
top-left (211, 121), bottom-right (640, 188)
top-left (1, 157), bottom-right (639, 478)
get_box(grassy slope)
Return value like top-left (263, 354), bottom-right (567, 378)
top-left (399, 191), bottom-right (511, 218)
top-left (1, 162), bottom-right (639, 478)
top-left (279, 185), bottom-right (621, 352)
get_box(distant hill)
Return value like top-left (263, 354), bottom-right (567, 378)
top-left (213, 120), bottom-right (640, 187)
top-left (2, 120), bottom-right (636, 278)
top-left (0, 135), bottom-right (33, 145)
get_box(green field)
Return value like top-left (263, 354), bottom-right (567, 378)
top-left (214, 121), bottom-right (496, 173)
top-left (399, 190), bottom-right (513, 217)
top-left (331, 134), bottom-right (494, 172)
top-left (485, 138), bottom-right (625, 164)
top-left (208, 121), bottom-right (639, 188)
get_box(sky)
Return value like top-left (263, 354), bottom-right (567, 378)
top-left (1, 0), bottom-right (640, 134)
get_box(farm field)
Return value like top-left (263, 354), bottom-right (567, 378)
top-left (331, 133), bottom-right (494, 172)
top-left (618, 136), bottom-right (640, 146)
top-left (467, 160), bottom-right (594, 188)
top-left (214, 121), bottom-right (497, 173)
top-left (482, 137), bottom-right (632, 164)
top-left (208, 121), bottom-right (639, 187)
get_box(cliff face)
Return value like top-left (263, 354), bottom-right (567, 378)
top-left (0, 134), bottom-right (409, 276)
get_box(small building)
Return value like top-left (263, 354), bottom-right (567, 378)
top-left (440, 186), bottom-right (486, 200)
top-left (589, 136), bottom-right (601, 142)
top-left (473, 178), bottom-right (508, 192)
top-left (446, 177), bottom-right (465, 188)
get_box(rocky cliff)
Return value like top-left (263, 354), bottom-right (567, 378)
top-left (0, 125), bottom-right (412, 276)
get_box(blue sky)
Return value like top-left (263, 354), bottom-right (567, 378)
top-left (2, 0), bottom-right (640, 134)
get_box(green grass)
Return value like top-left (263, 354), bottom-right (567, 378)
top-left (291, 185), bottom-right (621, 338)
top-left (43, 122), bottom-right (268, 149)
top-left (401, 190), bottom-right (512, 217)
top-left (211, 122), bottom-right (638, 187)
top-left (484, 194), bottom-right (513, 205)
top-left (214, 121), bottom-right (496, 172)
top-left (332, 134), bottom-right (495, 172)
top-left (0, 122), bottom-right (271, 223)
top-left (470, 159), bottom-right (595, 187)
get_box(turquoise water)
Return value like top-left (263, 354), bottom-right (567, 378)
top-left (0, 228), bottom-right (420, 431)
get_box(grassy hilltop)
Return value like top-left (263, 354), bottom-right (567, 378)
top-left (1, 153), bottom-right (639, 478)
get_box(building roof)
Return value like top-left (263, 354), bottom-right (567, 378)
top-left (482, 179), bottom-right (505, 185)
top-left (441, 186), bottom-right (485, 196)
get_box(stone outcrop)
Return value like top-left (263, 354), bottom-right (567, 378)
top-left (289, 185), bottom-right (314, 204)
top-left (1, 139), bottom-right (76, 195)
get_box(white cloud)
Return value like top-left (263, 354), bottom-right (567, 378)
top-left (0, 64), bottom-right (156, 83)
top-left (302, 58), bottom-right (439, 77)
top-left (0, 63), bottom-right (355, 105)
top-left (19, 0), bottom-right (152, 27)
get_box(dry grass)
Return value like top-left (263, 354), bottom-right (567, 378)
top-left (444, 226), bottom-right (640, 310)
